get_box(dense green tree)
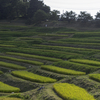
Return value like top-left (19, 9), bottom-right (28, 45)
top-left (0, 0), bottom-right (11, 19)
top-left (49, 10), bottom-right (60, 20)
top-left (33, 9), bottom-right (47, 23)
top-left (77, 11), bottom-right (93, 22)
top-left (0, 0), bottom-right (28, 20)
top-left (27, 0), bottom-right (50, 18)
top-left (95, 11), bottom-right (100, 27)
top-left (76, 11), bottom-right (93, 26)
top-left (41, 5), bottom-right (50, 14)
top-left (0, 0), bottom-right (99, 26)
top-left (95, 11), bottom-right (100, 20)
top-left (17, 2), bottom-right (29, 18)
top-left (27, 0), bottom-right (40, 18)
top-left (61, 11), bottom-right (76, 23)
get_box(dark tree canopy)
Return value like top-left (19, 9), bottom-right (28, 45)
top-left (49, 10), bottom-right (60, 20)
top-left (0, 0), bottom-right (28, 19)
top-left (27, 0), bottom-right (50, 18)
top-left (61, 11), bottom-right (76, 23)
top-left (0, 0), bottom-right (100, 27)
top-left (77, 11), bottom-right (93, 22)
top-left (33, 9), bottom-right (47, 23)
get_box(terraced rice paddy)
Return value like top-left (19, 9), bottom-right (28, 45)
top-left (69, 59), bottom-right (100, 66)
top-left (53, 61), bottom-right (99, 73)
top-left (0, 97), bottom-right (22, 100)
top-left (0, 55), bottom-right (44, 65)
top-left (39, 33), bottom-right (68, 37)
top-left (0, 71), bottom-right (3, 74)
top-left (53, 83), bottom-right (96, 100)
top-left (6, 52), bottom-right (62, 62)
top-left (12, 71), bottom-right (57, 83)
top-left (0, 26), bottom-right (100, 100)
top-left (0, 61), bottom-right (26, 70)
top-left (0, 82), bottom-right (20, 93)
top-left (41, 65), bottom-right (86, 75)
top-left (89, 74), bottom-right (100, 82)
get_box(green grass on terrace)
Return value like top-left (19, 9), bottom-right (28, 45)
top-left (89, 74), bottom-right (100, 82)
top-left (0, 97), bottom-right (22, 100)
top-left (41, 65), bottom-right (86, 75)
top-left (53, 83), bottom-right (96, 100)
top-left (69, 59), bottom-right (100, 66)
top-left (0, 55), bottom-right (44, 66)
top-left (6, 52), bottom-right (62, 62)
top-left (0, 47), bottom-right (81, 59)
top-left (0, 61), bottom-right (26, 70)
top-left (59, 38), bottom-right (100, 43)
top-left (53, 61), bottom-right (99, 74)
top-left (32, 44), bottom-right (99, 55)
top-left (0, 81), bottom-right (20, 93)
top-left (0, 71), bottom-right (3, 74)
top-left (38, 34), bottom-right (68, 37)
top-left (12, 71), bottom-right (57, 83)
top-left (48, 40), bottom-right (100, 47)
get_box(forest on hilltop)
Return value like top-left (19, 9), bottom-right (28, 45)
top-left (1, 0), bottom-right (100, 27)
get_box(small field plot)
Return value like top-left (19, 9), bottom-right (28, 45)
top-left (73, 32), bottom-right (100, 38)
top-left (5, 47), bottom-right (81, 59)
top-left (58, 37), bottom-right (100, 43)
top-left (6, 52), bottom-right (62, 62)
top-left (0, 55), bottom-right (44, 66)
top-left (0, 46), bottom-right (83, 59)
top-left (0, 73), bottom-right (40, 92)
top-left (53, 61), bottom-right (99, 73)
top-left (69, 59), bottom-right (100, 66)
top-left (0, 81), bottom-right (20, 93)
top-left (49, 41), bottom-right (100, 47)
top-left (38, 34), bottom-right (68, 40)
top-left (53, 83), bottom-right (96, 100)
top-left (0, 44), bottom-right (15, 47)
top-left (32, 44), bottom-right (98, 56)
top-left (89, 74), bottom-right (100, 82)
top-left (11, 71), bottom-right (57, 83)
top-left (0, 97), bottom-right (22, 100)
top-left (31, 68), bottom-right (66, 80)
top-left (0, 61), bottom-right (26, 70)
top-left (0, 71), bottom-right (3, 74)
top-left (39, 34), bottom-right (68, 37)
top-left (24, 48), bottom-right (81, 59)
top-left (55, 37), bottom-right (100, 47)
top-left (41, 65), bottom-right (85, 75)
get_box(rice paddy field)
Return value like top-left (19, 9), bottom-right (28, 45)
top-left (0, 25), bottom-right (100, 100)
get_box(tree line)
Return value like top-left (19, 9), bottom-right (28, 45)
top-left (0, 0), bottom-right (50, 22)
top-left (0, 0), bottom-right (100, 27)
top-left (60, 11), bottom-right (100, 27)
